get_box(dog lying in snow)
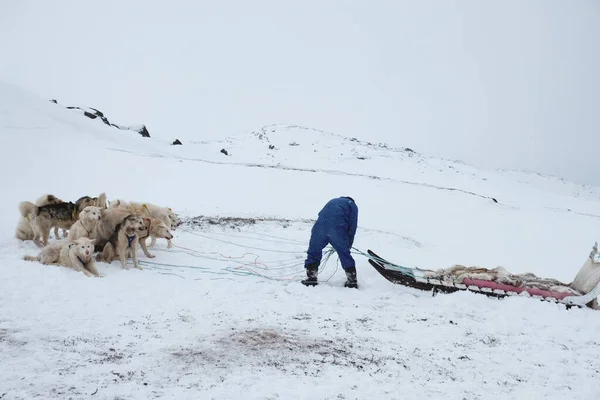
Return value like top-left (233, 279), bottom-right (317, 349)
top-left (23, 237), bottom-right (101, 277)
top-left (67, 206), bottom-right (102, 241)
top-left (15, 194), bottom-right (63, 241)
top-left (109, 200), bottom-right (178, 248)
top-left (96, 214), bottom-right (146, 269)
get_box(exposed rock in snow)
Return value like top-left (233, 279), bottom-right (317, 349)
top-left (50, 99), bottom-right (151, 138)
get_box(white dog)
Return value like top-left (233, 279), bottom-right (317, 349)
top-left (137, 217), bottom-right (174, 258)
top-left (23, 237), bottom-right (101, 277)
top-left (67, 206), bottom-right (102, 241)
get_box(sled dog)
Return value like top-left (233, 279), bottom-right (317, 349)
top-left (137, 217), bottom-right (174, 258)
top-left (90, 207), bottom-right (143, 251)
top-left (109, 200), bottom-right (178, 248)
top-left (15, 194), bottom-right (64, 241)
top-left (23, 237), bottom-right (100, 277)
top-left (96, 214), bottom-right (145, 269)
top-left (19, 196), bottom-right (97, 247)
top-left (67, 206), bottom-right (102, 241)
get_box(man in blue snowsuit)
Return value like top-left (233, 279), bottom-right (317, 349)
top-left (302, 196), bottom-right (359, 288)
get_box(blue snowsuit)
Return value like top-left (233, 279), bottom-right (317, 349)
top-left (304, 197), bottom-right (358, 271)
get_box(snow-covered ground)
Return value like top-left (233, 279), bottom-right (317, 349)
top-left (2, 82), bottom-right (600, 399)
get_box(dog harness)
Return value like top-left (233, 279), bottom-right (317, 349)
top-left (132, 204), bottom-right (149, 214)
top-left (126, 234), bottom-right (135, 248)
top-left (77, 256), bottom-right (89, 267)
top-left (78, 220), bottom-right (92, 236)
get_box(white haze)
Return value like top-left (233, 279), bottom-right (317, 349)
top-left (1, 0), bottom-right (599, 185)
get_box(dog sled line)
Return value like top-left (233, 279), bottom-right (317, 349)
top-left (363, 243), bottom-right (600, 310)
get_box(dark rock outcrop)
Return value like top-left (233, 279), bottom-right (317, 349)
top-left (51, 100), bottom-right (151, 138)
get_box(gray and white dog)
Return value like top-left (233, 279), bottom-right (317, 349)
top-left (19, 196), bottom-right (98, 247)
top-left (15, 194), bottom-right (64, 241)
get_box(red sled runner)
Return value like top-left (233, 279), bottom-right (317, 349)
top-left (366, 244), bottom-right (600, 310)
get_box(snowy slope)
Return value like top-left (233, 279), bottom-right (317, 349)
top-left (1, 82), bottom-right (600, 400)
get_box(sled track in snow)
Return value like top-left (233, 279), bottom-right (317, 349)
top-left (108, 148), bottom-right (499, 204)
top-left (180, 215), bottom-right (424, 248)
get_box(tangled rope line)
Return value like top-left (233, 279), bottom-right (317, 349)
top-left (125, 224), bottom-right (401, 284)
top-left (132, 225), bottom-right (341, 283)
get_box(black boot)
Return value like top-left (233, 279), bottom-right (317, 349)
top-left (344, 266), bottom-right (358, 288)
top-left (301, 263), bottom-right (319, 286)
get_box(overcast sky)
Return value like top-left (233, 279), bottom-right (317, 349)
top-left (1, 1), bottom-right (598, 185)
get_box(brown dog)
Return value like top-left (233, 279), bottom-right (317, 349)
top-left (96, 214), bottom-right (145, 269)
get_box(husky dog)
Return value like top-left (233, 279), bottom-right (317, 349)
top-left (38, 194), bottom-right (63, 206)
top-left (109, 199), bottom-right (178, 227)
top-left (166, 208), bottom-right (180, 229)
top-left (110, 200), bottom-right (178, 248)
top-left (15, 194), bottom-right (64, 241)
top-left (89, 192), bottom-right (108, 209)
top-left (23, 237), bottom-right (100, 277)
top-left (137, 217), bottom-right (174, 258)
top-left (90, 207), bottom-right (142, 252)
top-left (67, 206), bottom-right (102, 241)
top-left (74, 193), bottom-right (107, 211)
top-left (19, 196), bottom-right (97, 247)
top-left (96, 214), bottom-right (145, 269)
top-left (109, 199), bottom-right (126, 209)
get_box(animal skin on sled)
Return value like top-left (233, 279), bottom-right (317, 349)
top-left (422, 265), bottom-right (580, 295)
top-left (422, 242), bottom-right (600, 298)
top-left (367, 243), bottom-right (600, 309)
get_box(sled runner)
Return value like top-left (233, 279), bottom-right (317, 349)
top-left (366, 245), bottom-right (600, 309)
